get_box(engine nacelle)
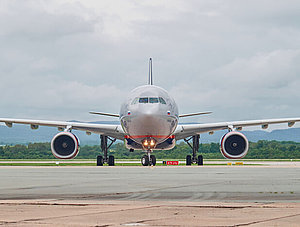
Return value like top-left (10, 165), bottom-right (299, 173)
top-left (220, 131), bottom-right (249, 159)
top-left (51, 132), bottom-right (80, 159)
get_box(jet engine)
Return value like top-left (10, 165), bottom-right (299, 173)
top-left (220, 131), bottom-right (249, 159)
top-left (51, 132), bottom-right (80, 159)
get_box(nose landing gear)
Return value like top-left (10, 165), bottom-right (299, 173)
top-left (141, 150), bottom-right (156, 166)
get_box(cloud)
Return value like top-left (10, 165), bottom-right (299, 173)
top-left (0, 0), bottom-right (300, 129)
top-left (170, 49), bottom-right (300, 123)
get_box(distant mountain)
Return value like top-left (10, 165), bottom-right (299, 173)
top-left (199, 128), bottom-right (300, 143)
top-left (0, 121), bottom-right (119, 145)
top-left (1, 121), bottom-right (300, 145)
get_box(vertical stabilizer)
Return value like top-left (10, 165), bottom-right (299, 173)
top-left (148, 58), bottom-right (153, 85)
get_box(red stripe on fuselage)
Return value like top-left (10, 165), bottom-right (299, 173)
top-left (125, 135), bottom-right (175, 139)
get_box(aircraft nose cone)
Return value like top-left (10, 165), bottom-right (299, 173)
top-left (138, 111), bottom-right (157, 123)
top-left (138, 104), bottom-right (160, 116)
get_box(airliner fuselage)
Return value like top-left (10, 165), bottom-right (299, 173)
top-left (120, 85), bottom-right (178, 150)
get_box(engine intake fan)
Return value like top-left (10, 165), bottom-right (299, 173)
top-left (51, 132), bottom-right (80, 159)
top-left (220, 131), bottom-right (249, 159)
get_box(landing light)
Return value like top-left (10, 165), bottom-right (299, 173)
top-left (150, 139), bottom-right (155, 146)
top-left (143, 140), bottom-right (148, 146)
top-left (142, 138), bottom-right (156, 149)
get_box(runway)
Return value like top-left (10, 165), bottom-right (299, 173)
top-left (0, 165), bottom-right (299, 202)
top-left (0, 165), bottom-right (300, 226)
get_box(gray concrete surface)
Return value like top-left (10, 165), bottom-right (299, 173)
top-left (0, 166), bottom-right (299, 202)
top-left (1, 165), bottom-right (300, 226)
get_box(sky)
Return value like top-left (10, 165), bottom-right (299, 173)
top-left (1, 0), bottom-right (300, 130)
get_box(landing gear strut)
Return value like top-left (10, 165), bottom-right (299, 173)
top-left (184, 135), bottom-right (203, 166)
top-left (141, 150), bottom-right (156, 166)
top-left (97, 135), bottom-right (116, 166)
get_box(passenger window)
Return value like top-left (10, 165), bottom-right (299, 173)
top-left (139, 97), bottom-right (148, 103)
top-left (159, 97), bottom-right (166, 104)
top-left (149, 97), bottom-right (159, 103)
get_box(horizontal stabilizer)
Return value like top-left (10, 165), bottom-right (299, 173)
top-left (89, 111), bottom-right (120, 118)
top-left (179, 111), bottom-right (212, 118)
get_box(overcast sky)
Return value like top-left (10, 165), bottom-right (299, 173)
top-left (1, 0), bottom-right (300, 129)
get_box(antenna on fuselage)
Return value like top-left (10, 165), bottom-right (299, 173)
top-left (148, 58), bottom-right (153, 85)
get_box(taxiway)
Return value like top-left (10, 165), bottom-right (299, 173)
top-left (0, 165), bottom-right (299, 226)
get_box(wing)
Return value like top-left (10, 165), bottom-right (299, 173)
top-left (0, 118), bottom-right (125, 140)
top-left (174, 117), bottom-right (300, 140)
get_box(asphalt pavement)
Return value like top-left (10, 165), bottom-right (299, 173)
top-left (1, 165), bottom-right (300, 226)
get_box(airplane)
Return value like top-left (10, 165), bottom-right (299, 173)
top-left (1, 58), bottom-right (300, 166)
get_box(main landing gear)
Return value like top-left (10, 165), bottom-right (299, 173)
top-left (141, 150), bottom-right (156, 166)
top-left (97, 135), bottom-right (116, 166)
top-left (184, 135), bottom-right (203, 166)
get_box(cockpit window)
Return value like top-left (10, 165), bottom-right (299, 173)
top-left (159, 97), bottom-right (166, 104)
top-left (131, 97), bottom-right (139, 105)
top-left (149, 97), bottom-right (159, 103)
top-left (139, 97), bottom-right (148, 103)
top-left (132, 97), bottom-right (166, 104)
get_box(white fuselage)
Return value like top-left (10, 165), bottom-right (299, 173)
top-left (120, 85), bottom-right (178, 150)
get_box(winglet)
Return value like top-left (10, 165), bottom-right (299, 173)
top-left (148, 58), bottom-right (153, 85)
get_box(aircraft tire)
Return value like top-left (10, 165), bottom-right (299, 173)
top-left (141, 155), bottom-right (149, 166)
top-left (108, 155), bottom-right (115, 166)
top-left (198, 155), bottom-right (203, 166)
top-left (97, 155), bottom-right (103, 166)
top-left (186, 155), bottom-right (192, 165)
top-left (150, 155), bottom-right (156, 166)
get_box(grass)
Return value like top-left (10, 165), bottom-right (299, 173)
top-left (0, 158), bottom-right (299, 162)
top-left (0, 163), bottom-right (95, 166)
top-left (0, 162), bottom-right (262, 167)
top-left (0, 158), bottom-right (295, 167)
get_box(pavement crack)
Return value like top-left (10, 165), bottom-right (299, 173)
top-left (0, 202), bottom-right (89, 206)
top-left (5, 204), bottom-right (162, 225)
top-left (122, 216), bottom-right (175, 226)
top-left (181, 205), bottom-right (252, 209)
top-left (234, 213), bottom-right (300, 226)
top-left (176, 204), bottom-right (279, 209)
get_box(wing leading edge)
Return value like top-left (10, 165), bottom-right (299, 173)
top-left (174, 117), bottom-right (300, 140)
top-left (0, 118), bottom-right (125, 140)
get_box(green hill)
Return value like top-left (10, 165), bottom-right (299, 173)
top-left (1, 140), bottom-right (300, 159)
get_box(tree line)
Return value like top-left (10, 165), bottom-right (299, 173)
top-left (0, 140), bottom-right (300, 159)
